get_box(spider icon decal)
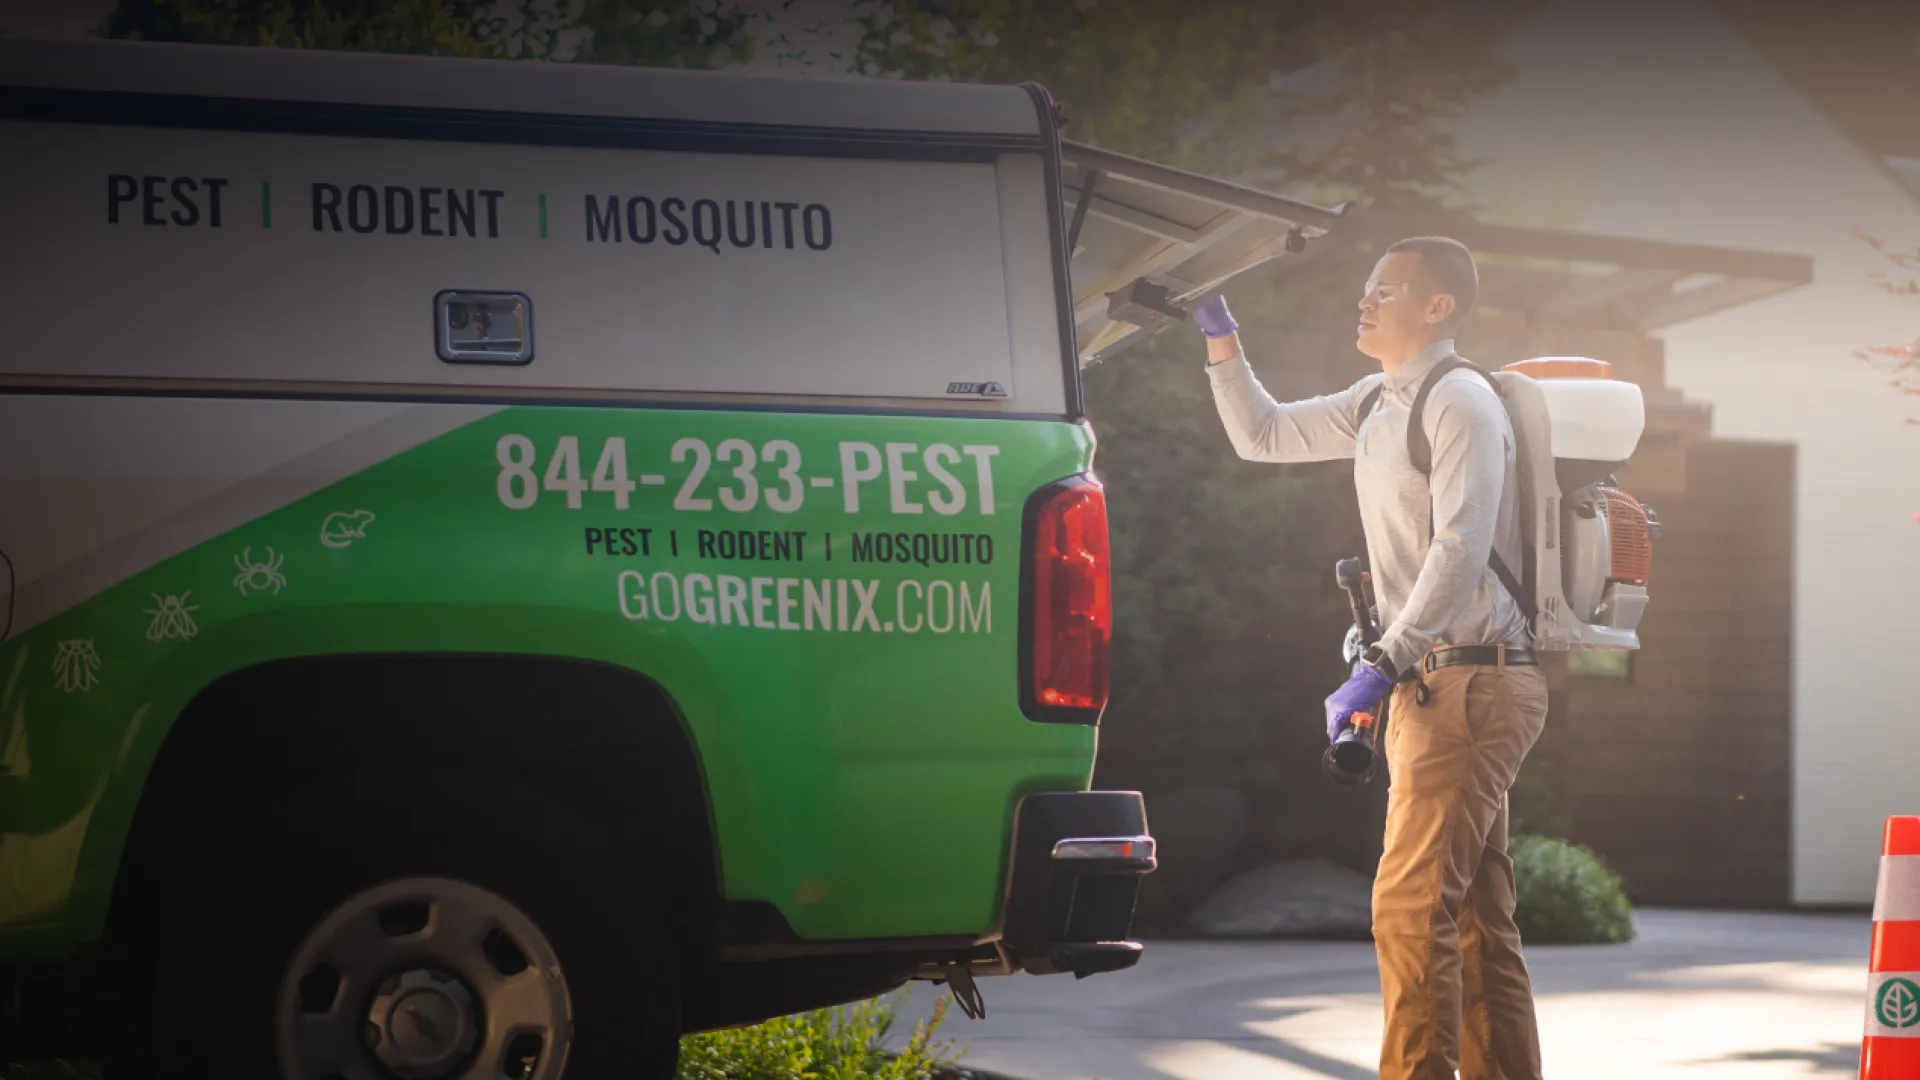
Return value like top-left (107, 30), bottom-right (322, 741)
top-left (233, 547), bottom-right (287, 596)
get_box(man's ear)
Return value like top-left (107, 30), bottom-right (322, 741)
top-left (1425, 293), bottom-right (1457, 326)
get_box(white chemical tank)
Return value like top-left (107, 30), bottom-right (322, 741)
top-left (1505, 357), bottom-right (1646, 463)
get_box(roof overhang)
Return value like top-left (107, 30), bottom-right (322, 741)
top-left (1062, 140), bottom-right (1349, 367)
top-left (1353, 217), bottom-right (1815, 333)
top-left (1884, 155), bottom-right (1920, 206)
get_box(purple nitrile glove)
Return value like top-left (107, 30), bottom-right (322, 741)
top-left (1324, 660), bottom-right (1393, 743)
top-left (1191, 294), bottom-right (1238, 338)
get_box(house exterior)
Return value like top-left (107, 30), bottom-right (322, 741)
top-left (1446, 0), bottom-right (1920, 905)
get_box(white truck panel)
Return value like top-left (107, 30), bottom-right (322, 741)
top-left (2, 119), bottom-right (1042, 403)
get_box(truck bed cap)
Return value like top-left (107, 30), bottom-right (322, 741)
top-left (0, 36), bottom-right (1044, 140)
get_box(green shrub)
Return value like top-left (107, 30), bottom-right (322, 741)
top-left (678, 987), bottom-right (960, 1080)
top-left (4, 991), bottom-right (959, 1080)
top-left (1510, 834), bottom-right (1636, 945)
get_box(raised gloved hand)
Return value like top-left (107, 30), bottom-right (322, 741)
top-left (1324, 660), bottom-right (1393, 743)
top-left (1191, 294), bottom-right (1238, 339)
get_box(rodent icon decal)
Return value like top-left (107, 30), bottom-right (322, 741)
top-left (320, 510), bottom-right (376, 550)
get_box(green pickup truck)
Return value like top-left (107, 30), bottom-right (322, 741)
top-left (0, 34), bottom-right (1339, 1078)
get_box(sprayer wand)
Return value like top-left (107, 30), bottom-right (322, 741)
top-left (1323, 557), bottom-right (1386, 786)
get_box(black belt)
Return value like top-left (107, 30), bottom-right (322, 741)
top-left (1421, 645), bottom-right (1536, 673)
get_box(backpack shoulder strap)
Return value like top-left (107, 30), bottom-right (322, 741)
top-left (1357, 381), bottom-right (1383, 429)
top-left (1406, 356), bottom-right (1538, 620)
top-left (1406, 356), bottom-right (1493, 477)
top-left (1489, 541), bottom-right (1534, 620)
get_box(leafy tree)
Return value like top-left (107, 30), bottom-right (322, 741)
top-left (101, 0), bottom-right (504, 55)
top-left (857, 0), bottom-right (1527, 187)
top-left (100, 0), bottom-right (761, 67)
top-left (569, 0), bottom-right (759, 68)
top-left (858, 2), bottom-right (1302, 170)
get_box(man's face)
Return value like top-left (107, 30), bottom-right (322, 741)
top-left (1356, 252), bottom-right (1452, 362)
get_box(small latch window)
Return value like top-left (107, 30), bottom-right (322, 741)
top-left (435, 290), bottom-right (533, 365)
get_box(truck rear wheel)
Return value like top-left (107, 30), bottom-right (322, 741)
top-left (276, 875), bottom-right (572, 1079)
top-left (118, 770), bottom-right (681, 1080)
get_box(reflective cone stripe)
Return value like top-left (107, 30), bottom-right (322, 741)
top-left (1862, 817), bottom-right (1920, 1079)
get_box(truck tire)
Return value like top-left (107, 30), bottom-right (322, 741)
top-left (115, 767), bottom-right (682, 1080)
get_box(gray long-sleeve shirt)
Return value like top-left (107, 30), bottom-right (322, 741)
top-left (1207, 337), bottom-right (1529, 674)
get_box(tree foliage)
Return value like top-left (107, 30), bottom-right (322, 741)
top-left (100, 0), bottom-right (761, 67)
top-left (858, 0), bottom-right (1526, 192)
top-left (569, 0), bottom-right (758, 68)
top-left (858, 1), bottom-right (1303, 170)
top-left (1852, 228), bottom-right (1920, 424)
top-left (102, 0), bottom-right (503, 55)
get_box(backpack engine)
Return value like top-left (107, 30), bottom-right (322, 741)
top-left (1495, 357), bottom-right (1659, 650)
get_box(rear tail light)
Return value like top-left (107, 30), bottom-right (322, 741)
top-left (1022, 475), bottom-right (1112, 722)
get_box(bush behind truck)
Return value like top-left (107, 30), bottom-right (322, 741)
top-left (0, 38), bottom-right (1157, 1077)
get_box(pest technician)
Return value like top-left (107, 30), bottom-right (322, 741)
top-left (1192, 237), bottom-right (1549, 1080)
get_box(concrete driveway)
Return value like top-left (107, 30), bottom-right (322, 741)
top-left (897, 910), bottom-right (1871, 1079)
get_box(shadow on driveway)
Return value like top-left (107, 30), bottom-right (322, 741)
top-left (898, 909), bottom-right (1873, 1080)
top-left (1692, 1041), bottom-right (1862, 1071)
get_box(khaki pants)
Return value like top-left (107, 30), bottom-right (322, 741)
top-left (1373, 659), bottom-right (1550, 1080)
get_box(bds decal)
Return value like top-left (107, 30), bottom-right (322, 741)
top-left (945, 381), bottom-right (1008, 398)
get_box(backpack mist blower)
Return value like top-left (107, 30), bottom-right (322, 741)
top-left (1322, 556), bottom-right (1384, 787)
top-left (1316, 355), bottom-right (1663, 787)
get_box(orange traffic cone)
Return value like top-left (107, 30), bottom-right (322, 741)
top-left (1863, 816), bottom-right (1920, 1078)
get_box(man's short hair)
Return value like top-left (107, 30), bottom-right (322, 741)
top-left (1387, 236), bottom-right (1478, 324)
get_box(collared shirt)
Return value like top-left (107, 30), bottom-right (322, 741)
top-left (1206, 338), bottom-right (1529, 674)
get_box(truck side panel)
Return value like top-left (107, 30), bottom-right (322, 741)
top-left (0, 397), bottom-right (1096, 952)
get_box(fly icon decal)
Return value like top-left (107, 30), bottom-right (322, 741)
top-left (233, 547), bottom-right (287, 596)
top-left (53, 640), bottom-right (102, 693)
top-left (143, 592), bottom-right (200, 642)
top-left (320, 510), bottom-right (376, 550)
